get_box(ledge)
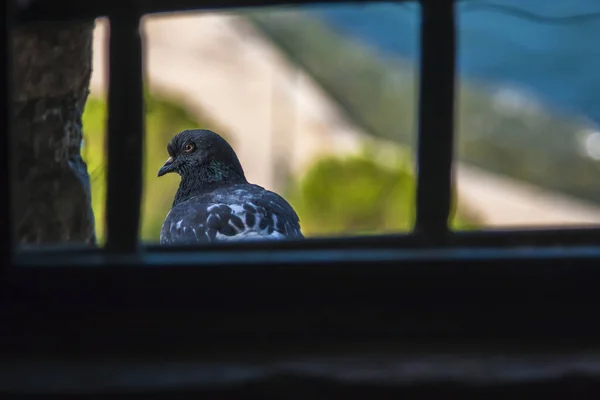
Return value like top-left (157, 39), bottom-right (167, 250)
top-left (4, 351), bottom-right (600, 394)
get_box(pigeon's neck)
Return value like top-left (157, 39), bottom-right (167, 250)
top-left (173, 161), bottom-right (247, 207)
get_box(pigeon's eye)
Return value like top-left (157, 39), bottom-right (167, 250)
top-left (183, 143), bottom-right (195, 153)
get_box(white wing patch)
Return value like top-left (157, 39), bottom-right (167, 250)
top-left (217, 231), bottom-right (285, 242)
top-left (211, 201), bottom-right (286, 242)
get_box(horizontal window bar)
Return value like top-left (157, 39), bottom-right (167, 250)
top-left (415, 0), bottom-right (456, 239)
top-left (13, 244), bottom-right (600, 268)
top-left (12, 226), bottom-right (600, 257)
top-left (16, 0), bottom-right (422, 23)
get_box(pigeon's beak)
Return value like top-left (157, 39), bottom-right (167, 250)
top-left (158, 156), bottom-right (175, 177)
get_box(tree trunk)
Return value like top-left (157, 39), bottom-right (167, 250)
top-left (12, 21), bottom-right (96, 245)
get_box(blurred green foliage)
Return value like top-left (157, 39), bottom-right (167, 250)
top-left (248, 10), bottom-right (600, 205)
top-left (287, 149), bottom-right (477, 236)
top-left (289, 153), bottom-right (416, 235)
top-left (81, 90), bottom-right (223, 244)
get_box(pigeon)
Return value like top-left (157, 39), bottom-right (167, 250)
top-left (157, 129), bottom-right (304, 244)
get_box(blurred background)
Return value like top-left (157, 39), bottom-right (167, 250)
top-left (82, 1), bottom-right (600, 244)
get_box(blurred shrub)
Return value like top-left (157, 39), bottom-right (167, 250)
top-left (81, 90), bottom-right (225, 244)
top-left (287, 150), bottom-right (479, 236)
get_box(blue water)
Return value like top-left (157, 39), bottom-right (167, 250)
top-left (306, 0), bottom-right (600, 124)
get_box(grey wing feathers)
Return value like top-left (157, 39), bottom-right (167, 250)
top-left (160, 185), bottom-right (303, 245)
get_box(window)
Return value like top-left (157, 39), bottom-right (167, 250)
top-left (455, 0), bottom-right (600, 229)
top-left (4, 0), bottom-right (600, 394)
top-left (86, 4), bottom-right (422, 243)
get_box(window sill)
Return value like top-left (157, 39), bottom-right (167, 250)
top-left (3, 241), bottom-right (600, 360)
top-left (4, 350), bottom-right (600, 394)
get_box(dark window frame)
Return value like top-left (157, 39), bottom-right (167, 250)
top-left (4, 0), bottom-right (600, 387)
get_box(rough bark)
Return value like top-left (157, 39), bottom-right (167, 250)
top-left (12, 21), bottom-right (96, 245)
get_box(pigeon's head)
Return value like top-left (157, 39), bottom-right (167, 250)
top-left (158, 129), bottom-right (247, 186)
